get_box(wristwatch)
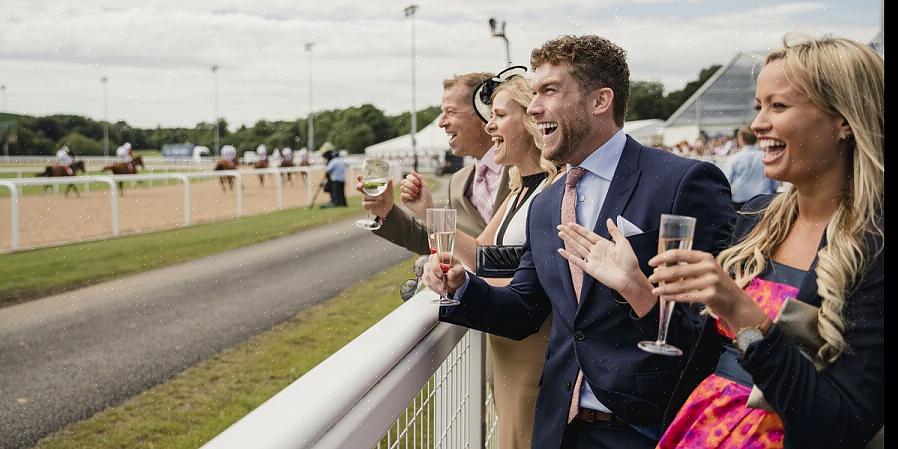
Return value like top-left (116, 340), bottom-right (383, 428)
top-left (733, 317), bottom-right (774, 353)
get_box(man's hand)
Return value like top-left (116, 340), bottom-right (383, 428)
top-left (399, 171), bottom-right (434, 219)
top-left (421, 253), bottom-right (466, 297)
top-left (356, 175), bottom-right (394, 219)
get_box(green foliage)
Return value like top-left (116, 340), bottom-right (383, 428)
top-left (57, 132), bottom-right (102, 155)
top-left (626, 64), bottom-right (723, 121)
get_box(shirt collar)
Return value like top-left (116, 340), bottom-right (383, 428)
top-left (476, 146), bottom-right (502, 175)
top-left (569, 129), bottom-right (626, 181)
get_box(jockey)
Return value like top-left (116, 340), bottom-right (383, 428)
top-left (270, 147), bottom-right (282, 166)
top-left (56, 145), bottom-right (74, 175)
top-left (220, 145), bottom-right (237, 163)
top-left (117, 142), bottom-right (134, 170)
top-left (281, 147), bottom-right (293, 164)
top-left (297, 147), bottom-right (310, 166)
top-left (255, 144), bottom-right (268, 162)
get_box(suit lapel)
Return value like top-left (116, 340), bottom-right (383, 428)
top-left (578, 137), bottom-right (642, 313)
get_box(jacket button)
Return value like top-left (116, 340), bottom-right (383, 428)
top-left (574, 331), bottom-right (585, 341)
top-left (564, 381), bottom-right (572, 391)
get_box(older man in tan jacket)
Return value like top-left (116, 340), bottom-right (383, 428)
top-left (361, 72), bottom-right (510, 254)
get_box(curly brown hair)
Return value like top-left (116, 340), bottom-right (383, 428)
top-left (531, 35), bottom-right (629, 127)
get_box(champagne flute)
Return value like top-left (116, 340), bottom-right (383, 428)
top-left (429, 208), bottom-right (458, 306)
top-left (638, 214), bottom-right (697, 356)
top-left (425, 209), bottom-right (440, 255)
top-left (354, 158), bottom-right (391, 230)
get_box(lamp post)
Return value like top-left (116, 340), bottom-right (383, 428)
top-left (404, 5), bottom-right (419, 172)
top-left (488, 18), bottom-right (511, 67)
top-left (1, 84), bottom-right (7, 158)
top-left (101, 76), bottom-right (109, 157)
top-left (305, 43), bottom-right (315, 152)
top-left (211, 65), bottom-right (220, 155)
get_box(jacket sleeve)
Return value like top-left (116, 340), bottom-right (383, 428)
top-left (439, 201), bottom-right (552, 340)
top-left (741, 247), bottom-right (884, 448)
top-left (371, 205), bottom-right (431, 255)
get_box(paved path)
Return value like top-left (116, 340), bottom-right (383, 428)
top-left (0, 217), bottom-right (414, 449)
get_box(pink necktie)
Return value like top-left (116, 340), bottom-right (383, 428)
top-left (562, 167), bottom-right (587, 423)
top-left (472, 164), bottom-right (494, 222)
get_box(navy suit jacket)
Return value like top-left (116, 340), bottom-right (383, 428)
top-left (440, 136), bottom-right (737, 449)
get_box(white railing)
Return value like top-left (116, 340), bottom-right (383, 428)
top-left (0, 166), bottom-right (316, 252)
top-left (0, 155), bottom-right (215, 166)
top-left (203, 288), bottom-right (495, 449)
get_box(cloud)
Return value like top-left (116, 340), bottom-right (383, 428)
top-left (0, 0), bottom-right (880, 128)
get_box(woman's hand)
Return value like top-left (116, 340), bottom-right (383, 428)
top-left (421, 252), bottom-right (466, 297)
top-left (557, 219), bottom-right (655, 316)
top-left (648, 250), bottom-right (765, 328)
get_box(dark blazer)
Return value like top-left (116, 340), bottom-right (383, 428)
top-left (440, 136), bottom-right (736, 449)
top-left (665, 194), bottom-right (884, 449)
top-left (373, 163), bottom-right (510, 255)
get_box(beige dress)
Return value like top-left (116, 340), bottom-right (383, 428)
top-left (488, 174), bottom-right (551, 449)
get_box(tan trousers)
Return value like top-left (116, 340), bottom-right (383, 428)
top-left (488, 316), bottom-right (552, 449)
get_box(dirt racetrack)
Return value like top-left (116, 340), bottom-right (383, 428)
top-left (0, 168), bottom-right (359, 250)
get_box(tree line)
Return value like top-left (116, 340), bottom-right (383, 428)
top-left (0, 65), bottom-right (719, 156)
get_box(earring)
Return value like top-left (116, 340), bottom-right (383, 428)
top-left (840, 132), bottom-right (853, 140)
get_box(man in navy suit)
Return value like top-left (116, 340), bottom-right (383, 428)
top-left (422, 35), bottom-right (736, 449)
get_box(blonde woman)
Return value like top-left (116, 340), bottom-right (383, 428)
top-left (558, 35), bottom-right (883, 449)
top-left (430, 67), bottom-right (560, 449)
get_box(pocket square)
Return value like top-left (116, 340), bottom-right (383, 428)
top-left (616, 215), bottom-right (644, 237)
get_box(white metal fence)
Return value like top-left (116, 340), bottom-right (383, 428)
top-left (0, 166), bottom-right (317, 251)
top-left (202, 289), bottom-right (498, 449)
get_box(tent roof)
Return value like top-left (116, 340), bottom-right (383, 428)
top-left (365, 116), bottom-right (448, 157)
top-left (664, 52), bottom-right (766, 130)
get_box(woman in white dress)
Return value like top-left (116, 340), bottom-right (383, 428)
top-left (450, 69), bottom-right (562, 449)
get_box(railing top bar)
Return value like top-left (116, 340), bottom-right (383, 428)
top-left (203, 290), bottom-right (443, 449)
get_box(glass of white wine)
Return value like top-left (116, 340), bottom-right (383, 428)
top-left (354, 158), bottom-right (391, 230)
top-left (638, 214), bottom-right (697, 357)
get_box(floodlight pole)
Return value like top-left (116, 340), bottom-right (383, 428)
top-left (489, 18), bottom-right (511, 67)
top-left (305, 43), bottom-right (315, 152)
top-left (211, 65), bottom-right (220, 155)
top-left (101, 77), bottom-right (109, 157)
top-left (405, 5), bottom-right (419, 172)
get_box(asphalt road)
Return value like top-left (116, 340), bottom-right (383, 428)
top-left (0, 217), bottom-right (414, 449)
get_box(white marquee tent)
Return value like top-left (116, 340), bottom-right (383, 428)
top-left (364, 117), bottom-right (448, 159)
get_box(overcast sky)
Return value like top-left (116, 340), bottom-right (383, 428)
top-left (0, 0), bottom-right (881, 129)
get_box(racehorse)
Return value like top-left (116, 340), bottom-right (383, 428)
top-left (279, 159), bottom-right (295, 186)
top-left (213, 159), bottom-right (239, 192)
top-left (36, 160), bottom-right (86, 197)
top-left (101, 155), bottom-right (144, 194)
top-left (253, 159), bottom-right (269, 186)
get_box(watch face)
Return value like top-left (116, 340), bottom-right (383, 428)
top-left (736, 328), bottom-right (764, 352)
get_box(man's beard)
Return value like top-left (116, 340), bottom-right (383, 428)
top-left (544, 109), bottom-right (590, 165)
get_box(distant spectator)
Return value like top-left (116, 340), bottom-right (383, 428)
top-left (723, 126), bottom-right (779, 210)
top-left (323, 150), bottom-right (348, 207)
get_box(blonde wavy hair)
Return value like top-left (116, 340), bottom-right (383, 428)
top-left (718, 35), bottom-right (883, 364)
top-left (491, 76), bottom-right (558, 193)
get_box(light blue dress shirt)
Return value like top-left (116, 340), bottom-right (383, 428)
top-left (565, 129), bottom-right (626, 413)
top-left (325, 157), bottom-right (347, 182)
top-left (723, 145), bottom-right (779, 203)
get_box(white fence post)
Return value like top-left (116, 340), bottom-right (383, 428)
top-left (235, 172), bottom-right (243, 217)
top-left (0, 180), bottom-right (19, 249)
top-left (172, 174), bottom-right (190, 226)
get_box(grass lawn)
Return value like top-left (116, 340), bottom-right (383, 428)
top-left (0, 196), bottom-right (368, 307)
top-left (32, 255), bottom-right (418, 449)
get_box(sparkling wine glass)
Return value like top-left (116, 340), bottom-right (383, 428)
top-left (638, 214), bottom-right (697, 356)
top-left (429, 208), bottom-right (458, 306)
top-left (354, 158), bottom-right (390, 230)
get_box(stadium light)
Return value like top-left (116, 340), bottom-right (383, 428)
top-left (488, 18), bottom-right (511, 67)
top-left (405, 5), bottom-right (419, 172)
